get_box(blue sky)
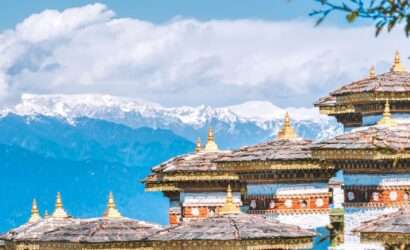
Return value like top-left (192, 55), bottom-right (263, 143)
top-left (2, 0), bottom-right (355, 30)
top-left (0, 1), bottom-right (406, 108)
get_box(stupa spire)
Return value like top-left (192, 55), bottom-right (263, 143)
top-left (52, 192), bottom-right (69, 219)
top-left (391, 51), bottom-right (406, 72)
top-left (368, 65), bottom-right (376, 78)
top-left (103, 192), bottom-right (122, 219)
top-left (204, 128), bottom-right (219, 152)
top-left (276, 112), bottom-right (298, 140)
top-left (195, 137), bottom-right (202, 153)
top-left (28, 199), bottom-right (41, 223)
top-left (44, 210), bottom-right (49, 219)
top-left (377, 100), bottom-right (397, 126)
top-left (219, 184), bottom-right (240, 215)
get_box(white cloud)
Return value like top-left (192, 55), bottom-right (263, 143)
top-left (0, 3), bottom-right (408, 107)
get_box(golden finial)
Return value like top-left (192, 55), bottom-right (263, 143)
top-left (103, 192), bottom-right (122, 219)
top-left (195, 137), bottom-right (202, 153)
top-left (368, 65), bottom-right (376, 78)
top-left (44, 210), bottom-right (49, 219)
top-left (52, 192), bottom-right (69, 219)
top-left (28, 199), bottom-right (41, 223)
top-left (204, 127), bottom-right (219, 152)
top-left (391, 51), bottom-right (406, 72)
top-left (377, 100), bottom-right (397, 126)
top-left (276, 112), bottom-right (298, 140)
top-left (219, 184), bottom-right (240, 215)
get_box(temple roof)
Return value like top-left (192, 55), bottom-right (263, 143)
top-left (149, 213), bottom-right (315, 241)
top-left (150, 151), bottom-right (230, 174)
top-left (0, 217), bottom-right (77, 242)
top-left (314, 95), bottom-right (336, 107)
top-left (312, 124), bottom-right (410, 152)
top-left (354, 209), bottom-right (410, 234)
top-left (41, 218), bottom-right (161, 243)
top-left (217, 139), bottom-right (313, 162)
top-left (330, 70), bottom-right (410, 96)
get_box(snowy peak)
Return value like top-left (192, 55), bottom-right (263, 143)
top-left (13, 94), bottom-right (328, 125)
top-left (15, 93), bottom-right (161, 118)
top-left (6, 93), bottom-right (341, 148)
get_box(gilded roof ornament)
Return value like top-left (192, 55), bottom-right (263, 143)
top-left (219, 184), bottom-right (240, 215)
top-left (52, 192), bottom-right (69, 219)
top-left (103, 192), bottom-right (123, 219)
top-left (195, 137), bottom-right (202, 153)
top-left (276, 112), bottom-right (298, 140)
top-left (44, 209), bottom-right (49, 219)
top-left (204, 128), bottom-right (219, 152)
top-left (28, 199), bottom-right (42, 223)
top-left (368, 65), bottom-right (376, 78)
top-left (377, 100), bottom-right (397, 127)
top-left (391, 51), bottom-right (406, 72)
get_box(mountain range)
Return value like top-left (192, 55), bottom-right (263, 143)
top-left (0, 94), bottom-right (342, 232)
top-left (8, 94), bottom-right (342, 147)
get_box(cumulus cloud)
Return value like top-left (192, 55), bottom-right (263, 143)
top-left (0, 3), bottom-right (408, 107)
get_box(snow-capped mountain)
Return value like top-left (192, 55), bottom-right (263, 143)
top-left (9, 94), bottom-right (342, 148)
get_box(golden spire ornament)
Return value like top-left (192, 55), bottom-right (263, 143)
top-left (52, 192), bottom-right (69, 219)
top-left (204, 127), bottom-right (219, 152)
top-left (28, 199), bottom-right (42, 223)
top-left (276, 112), bottom-right (298, 140)
top-left (368, 65), bottom-right (376, 78)
top-left (195, 137), bottom-right (202, 153)
top-left (103, 192), bottom-right (122, 219)
top-left (44, 210), bottom-right (49, 219)
top-left (377, 100), bottom-right (397, 127)
top-left (391, 51), bottom-right (406, 72)
top-left (219, 184), bottom-right (240, 215)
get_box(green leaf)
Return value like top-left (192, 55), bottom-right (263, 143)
top-left (346, 11), bottom-right (359, 23)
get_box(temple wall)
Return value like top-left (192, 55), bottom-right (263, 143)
top-left (4, 242), bottom-right (39, 250)
top-left (245, 183), bottom-right (330, 213)
top-left (344, 173), bottom-right (410, 186)
top-left (340, 207), bottom-right (398, 250)
top-left (247, 183), bottom-right (328, 196)
top-left (266, 213), bottom-right (330, 229)
top-left (179, 192), bottom-right (241, 219)
top-left (180, 192), bottom-right (241, 206)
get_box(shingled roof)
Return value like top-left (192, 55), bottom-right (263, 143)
top-left (331, 71), bottom-right (410, 96)
top-left (314, 95), bottom-right (336, 107)
top-left (41, 218), bottom-right (161, 243)
top-left (354, 209), bottom-right (410, 235)
top-left (149, 213), bottom-right (315, 241)
top-left (216, 139), bottom-right (313, 162)
top-left (0, 218), bottom-right (77, 242)
top-left (312, 124), bottom-right (410, 152)
top-left (151, 151), bottom-right (230, 174)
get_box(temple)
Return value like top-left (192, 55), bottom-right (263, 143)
top-left (315, 51), bottom-right (410, 130)
top-left (1, 189), bottom-right (315, 250)
top-left (144, 51), bottom-right (410, 250)
top-left (3, 51), bottom-right (410, 250)
top-left (354, 208), bottom-right (410, 250)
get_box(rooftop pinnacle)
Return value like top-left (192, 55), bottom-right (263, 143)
top-left (368, 65), bottom-right (376, 78)
top-left (219, 184), bottom-right (240, 215)
top-left (204, 127), bottom-right (219, 152)
top-left (377, 100), bottom-right (397, 127)
top-left (195, 137), bottom-right (202, 153)
top-left (276, 112), bottom-right (298, 140)
top-left (52, 192), bottom-right (69, 219)
top-left (103, 192), bottom-right (123, 219)
top-left (28, 199), bottom-right (42, 223)
top-left (391, 51), bottom-right (406, 72)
